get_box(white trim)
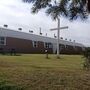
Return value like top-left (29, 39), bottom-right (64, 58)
top-left (0, 37), bottom-right (6, 46)
top-left (0, 27), bottom-right (85, 48)
top-left (33, 41), bottom-right (38, 48)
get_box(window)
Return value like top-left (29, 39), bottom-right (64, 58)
top-left (49, 43), bottom-right (53, 48)
top-left (45, 43), bottom-right (48, 48)
top-left (33, 41), bottom-right (38, 48)
top-left (0, 37), bottom-right (6, 45)
top-left (45, 42), bottom-right (53, 48)
top-left (59, 44), bottom-right (65, 50)
top-left (0, 37), bottom-right (5, 41)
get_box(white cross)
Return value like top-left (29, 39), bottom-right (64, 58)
top-left (50, 18), bottom-right (68, 58)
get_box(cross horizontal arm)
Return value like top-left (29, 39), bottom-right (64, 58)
top-left (50, 26), bottom-right (68, 31)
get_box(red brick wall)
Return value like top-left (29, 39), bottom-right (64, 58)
top-left (6, 37), bottom-right (33, 53)
top-left (0, 37), bottom-right (53, 54)
top-left (0, 37), bottom-right (83, 54)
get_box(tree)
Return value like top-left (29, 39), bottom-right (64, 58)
top-left (22, 0), bottom-right (90, 20)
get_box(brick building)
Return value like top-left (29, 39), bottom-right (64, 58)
top-left (0, 27), bottom-right (85, 54)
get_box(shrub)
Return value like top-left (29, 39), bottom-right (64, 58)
top-left (0, 81), bottom-right (23, 90)
top-left (83, 47), bottom-right (90, 70)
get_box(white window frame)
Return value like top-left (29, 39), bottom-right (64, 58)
top-left (33, 41), bottom-right (38, 48)
top-left (0, 37), bottom-right (6, 46)
top-left (44, 42), bottom-right (53, 48)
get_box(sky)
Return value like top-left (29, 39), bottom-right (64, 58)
top-left (0, 0), bottom-right (90, 46)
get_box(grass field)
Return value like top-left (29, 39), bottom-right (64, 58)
top-left (0, 54), bottom-right (90, 90)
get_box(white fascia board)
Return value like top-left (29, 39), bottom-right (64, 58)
top-left (0, 27), bottom-right (85, 47)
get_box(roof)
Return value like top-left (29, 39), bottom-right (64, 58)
top-left (0, 27), bottom-right (85, 47)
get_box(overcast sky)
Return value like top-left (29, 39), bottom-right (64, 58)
top-left (0, 0), bottom-right (90, 46)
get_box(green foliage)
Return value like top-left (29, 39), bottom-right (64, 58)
top-left (22, 0), bottom-right (89, 20)
top-left (83, 47), bottom-right (90, 70)
top-left (0, 81), bottom-right (23, 90)
top-left (83, 47), bottom-right (90, 58)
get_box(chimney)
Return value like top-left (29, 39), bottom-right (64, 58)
top-left (4, 24), bottom-right (8, 28)
top-left (65, 38), bottom-right (67, 40)
top-left (60, 37), bottom-right (63, 40)
top-left (46, 33), bottom-right (47, 36)
top-left (18, 28), bottom-right (22, 31)
top-left (69, 39), bottom-right (71, 42)
top-left (54, 34), bottom-right (56, 38)
top-left (73, 40), bottom-right (75, 42)
top-left (29, 30), bottom-right (33, 33)
top-left (39, 27), bottom-right (42, 35)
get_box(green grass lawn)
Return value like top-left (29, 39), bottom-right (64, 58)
top-left (0, 54), bottom-right (90, 90)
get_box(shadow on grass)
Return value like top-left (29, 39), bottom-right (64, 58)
top-left (0, 81), bottom-right (23, 90)
top-left (30, 65), bottom-right (53, 70)
top-left (0, 53), bottom-right (22, 56)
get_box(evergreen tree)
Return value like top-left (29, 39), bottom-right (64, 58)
top-left (23, 0), bottom-right (90, 20)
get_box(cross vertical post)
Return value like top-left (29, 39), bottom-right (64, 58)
top-left (50, 18), bottom-right (68, 59)
top-left (57, 18), bottom-right (60, 58)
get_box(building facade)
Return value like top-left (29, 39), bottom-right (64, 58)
top-left (0, 27), bottom-right (85, 54)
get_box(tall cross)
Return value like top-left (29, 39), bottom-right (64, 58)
top-left (50, 18), bottom-right (68, 58)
